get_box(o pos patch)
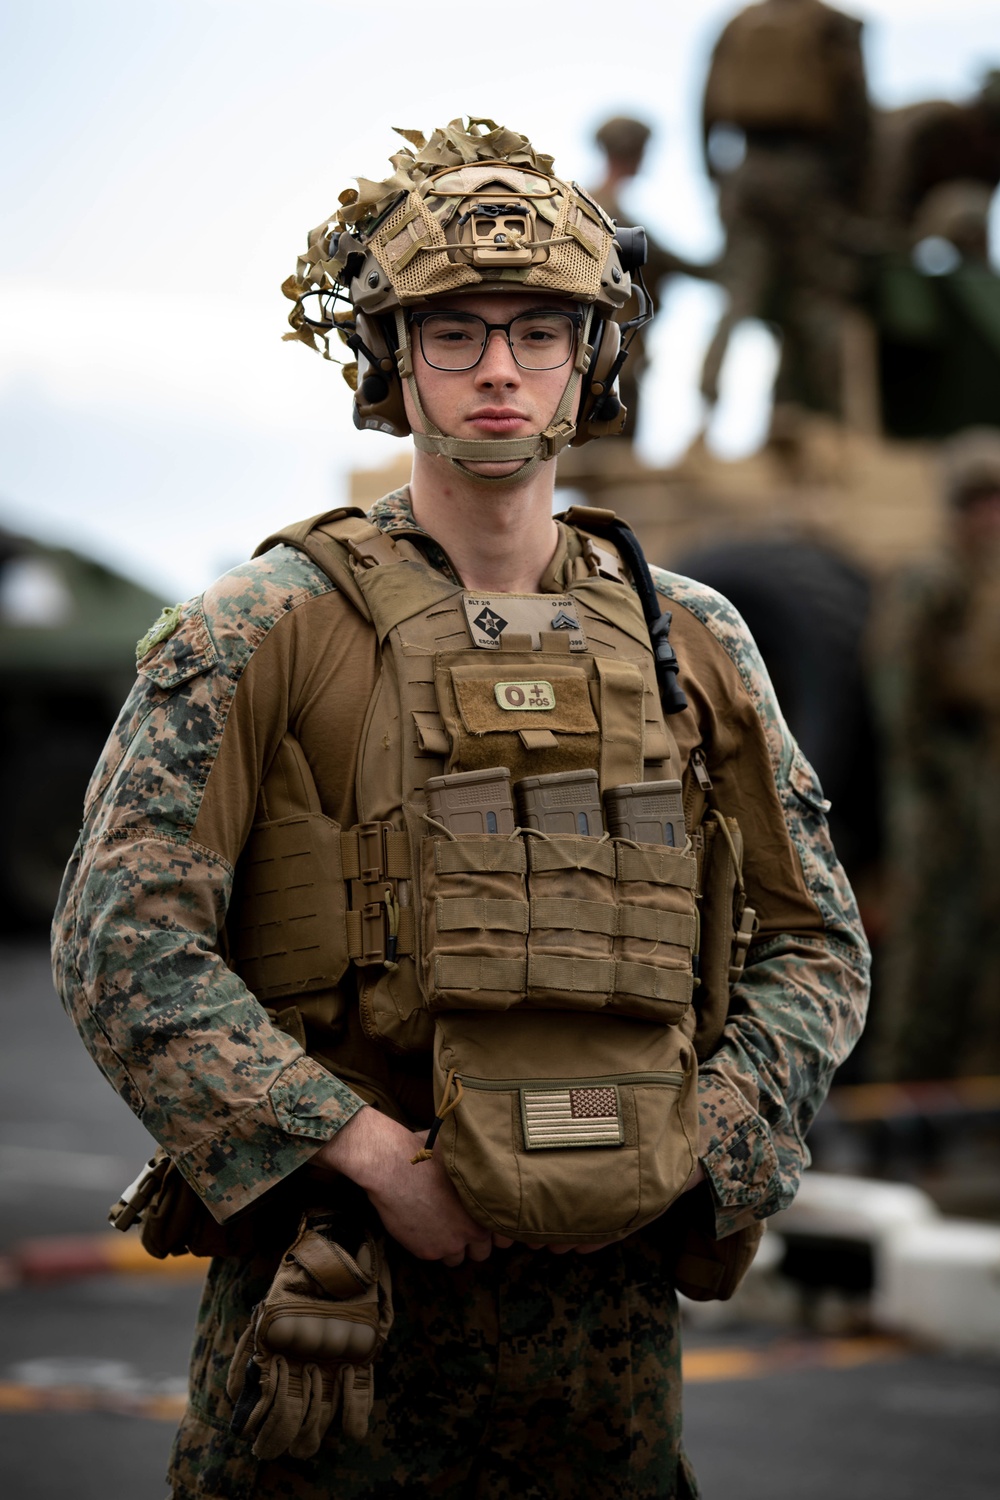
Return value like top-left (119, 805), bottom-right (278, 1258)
top-left (493, 680), bottom-right (556, 712)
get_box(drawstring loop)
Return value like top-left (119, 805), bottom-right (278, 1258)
top-left (410, 1069), bottom-right (465, 1164)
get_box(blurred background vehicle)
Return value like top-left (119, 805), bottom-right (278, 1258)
top-left (0, 528), bottom-right (164, 929)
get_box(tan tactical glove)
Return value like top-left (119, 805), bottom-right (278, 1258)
top-left (227, 1210), bottom-right (393, 1458)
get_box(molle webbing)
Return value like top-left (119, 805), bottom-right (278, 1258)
top-left (253, 507), bottom-right (695, 1051)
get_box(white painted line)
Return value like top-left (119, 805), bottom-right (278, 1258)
top-left (0, 1145), bottom-right (129, 1190)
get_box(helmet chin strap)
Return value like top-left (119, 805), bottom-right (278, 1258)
top-left (397, 308), bottom-right (591, 487)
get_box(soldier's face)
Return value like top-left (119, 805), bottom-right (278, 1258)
top-left (956, 488), bottom-right (1000, 558)
top-left (403, 293), bottom-right (581, 480)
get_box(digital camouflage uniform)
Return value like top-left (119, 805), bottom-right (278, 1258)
top-left (51, 490), bottom-right (869, 1499)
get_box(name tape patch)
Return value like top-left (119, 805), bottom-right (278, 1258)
top-left (494, 680), bottom-right (556, 711)
top-left (521, 1085), bottom-right (624, 1149)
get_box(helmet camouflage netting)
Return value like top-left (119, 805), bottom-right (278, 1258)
top-left (281, 117), bottom-right (629, 372)
top-left (280, 117), bottom-right (647, 479)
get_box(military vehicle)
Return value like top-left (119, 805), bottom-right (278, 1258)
top-left (0, 524), bottom-right (166, 929)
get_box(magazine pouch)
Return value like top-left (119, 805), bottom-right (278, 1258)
top-left (418, 832), bottom-right (529, 1009)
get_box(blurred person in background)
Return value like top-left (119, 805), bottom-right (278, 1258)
top-left (699, 0), bottom-right (871, 421)
top-left (590, 115), bottom-right (712, 439)
top-left (871, 429), bottom-right (1000, 1081)
top-left (869, 68), bottom-right (1000, 242)
top-left (869, 174), bottom-right (1000, 439)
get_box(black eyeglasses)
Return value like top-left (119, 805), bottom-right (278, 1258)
top-left (411, 310), bottom-right (583, 371)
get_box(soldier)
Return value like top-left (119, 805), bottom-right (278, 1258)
top-left (872, 429), bottom-right (1000, 1082)
top-left (699, 0), bottom-right (871, 418)
top-left (590, 116), bottom-right (710, 438)
top-left (873, 176), bottom-right (1000, 440)
top-left (52, 118), bottom-right (868, 1499)
top-left (869, 69), bottom-right (1000, 240)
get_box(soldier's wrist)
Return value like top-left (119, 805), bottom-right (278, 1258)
top-left (311, 1104), bottom-right (405, 1194)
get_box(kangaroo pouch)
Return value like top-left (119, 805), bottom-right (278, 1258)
top-left (431, 1010), bottom-right (697, 1245)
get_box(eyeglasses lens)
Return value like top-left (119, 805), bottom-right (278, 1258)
top-left (419, 313), bottom-right (575, 370)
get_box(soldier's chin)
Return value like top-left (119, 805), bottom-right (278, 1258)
top-left (458, 458), bottom-right (531, 481)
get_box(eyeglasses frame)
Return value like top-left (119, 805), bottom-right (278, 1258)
top-left (408, 307), bottom-right (585, 373)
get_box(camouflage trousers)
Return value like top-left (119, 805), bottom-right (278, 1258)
top-left (168, 1232), bottom-right (699, 1499)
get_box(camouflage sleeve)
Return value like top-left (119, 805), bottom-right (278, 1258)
top-left (51, 548), bottom-right (365, 1222)
top-left (653, 568), bottom-right (871, 1237)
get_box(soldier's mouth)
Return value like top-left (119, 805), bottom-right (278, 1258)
top-left (467, 408), bottom-right (530, 433)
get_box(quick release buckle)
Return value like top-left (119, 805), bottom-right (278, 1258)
top-left (347, 822), bottom-right (404, 970)
top-left (728, 905), bottom-right (758, 985)
top-left (539, 419), bottom-right (576, 460)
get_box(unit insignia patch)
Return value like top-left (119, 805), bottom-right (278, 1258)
top-left (472, 606), bottom-right (508, 641)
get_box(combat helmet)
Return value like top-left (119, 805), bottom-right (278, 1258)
top-left (282, 118), bottom-right (650, 481)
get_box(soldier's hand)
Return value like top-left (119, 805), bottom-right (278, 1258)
top-left (313, 1107), bottom-right (493, 1267)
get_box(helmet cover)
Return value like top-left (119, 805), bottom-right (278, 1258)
top-left (282, 118), bottom-right (646, 474)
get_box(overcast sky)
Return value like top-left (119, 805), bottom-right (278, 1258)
top-left (2, 0), bottom-right (997, 599)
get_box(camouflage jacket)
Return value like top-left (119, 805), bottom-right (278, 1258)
top-left (51, 491), bottom-right (869, 1235)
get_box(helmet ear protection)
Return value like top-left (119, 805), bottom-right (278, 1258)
top-left (573, 317), bottom-right (625, 444)
top-left (572, 227), bottom-right (651, 443)
top-left (351, 311), bottom-right (409, 436)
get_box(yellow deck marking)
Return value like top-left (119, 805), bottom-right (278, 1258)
top-left (0, 1337), bottom-right (912, 1421)
top-left (102, 1236), bottom-right (205, 1279)
top-left (682, 1335), bottom-right (909, 1383)
top-left (682, 1348), bottom-right (765, 1381)
top-left (0, 1381), bottom-right (187, 1420)
top-left (819, 1337), bottom-right (908, 1369)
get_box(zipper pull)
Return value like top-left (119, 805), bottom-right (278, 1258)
top-left (691, 747), bottom-right (713, 792)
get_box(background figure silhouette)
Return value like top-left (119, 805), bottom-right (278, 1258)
top-left (872, 429), bottom-right (1000, 1080)
top-left (590, 115), bottom-right (711, 439)
top-left (699, 0), bottom-right (871, 422)
top-left (869, 69), bottom-right (1000, 240)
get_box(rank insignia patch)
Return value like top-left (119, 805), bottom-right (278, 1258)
top-left (521, 1084), bottom-right (624, 1149)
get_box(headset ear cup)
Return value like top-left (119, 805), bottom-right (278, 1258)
top-left (360, 372), bottom-right (389, 405)
top-left (574, 318), bottom-right (626, 444)
top-left (353, 312), bottom-right (411, 437)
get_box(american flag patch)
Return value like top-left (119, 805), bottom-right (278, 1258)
top-left (521, 1085), bottom-right (623, 1149)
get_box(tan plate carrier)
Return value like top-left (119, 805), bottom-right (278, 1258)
top-left (224, 507), bottom-right (758, 1254)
